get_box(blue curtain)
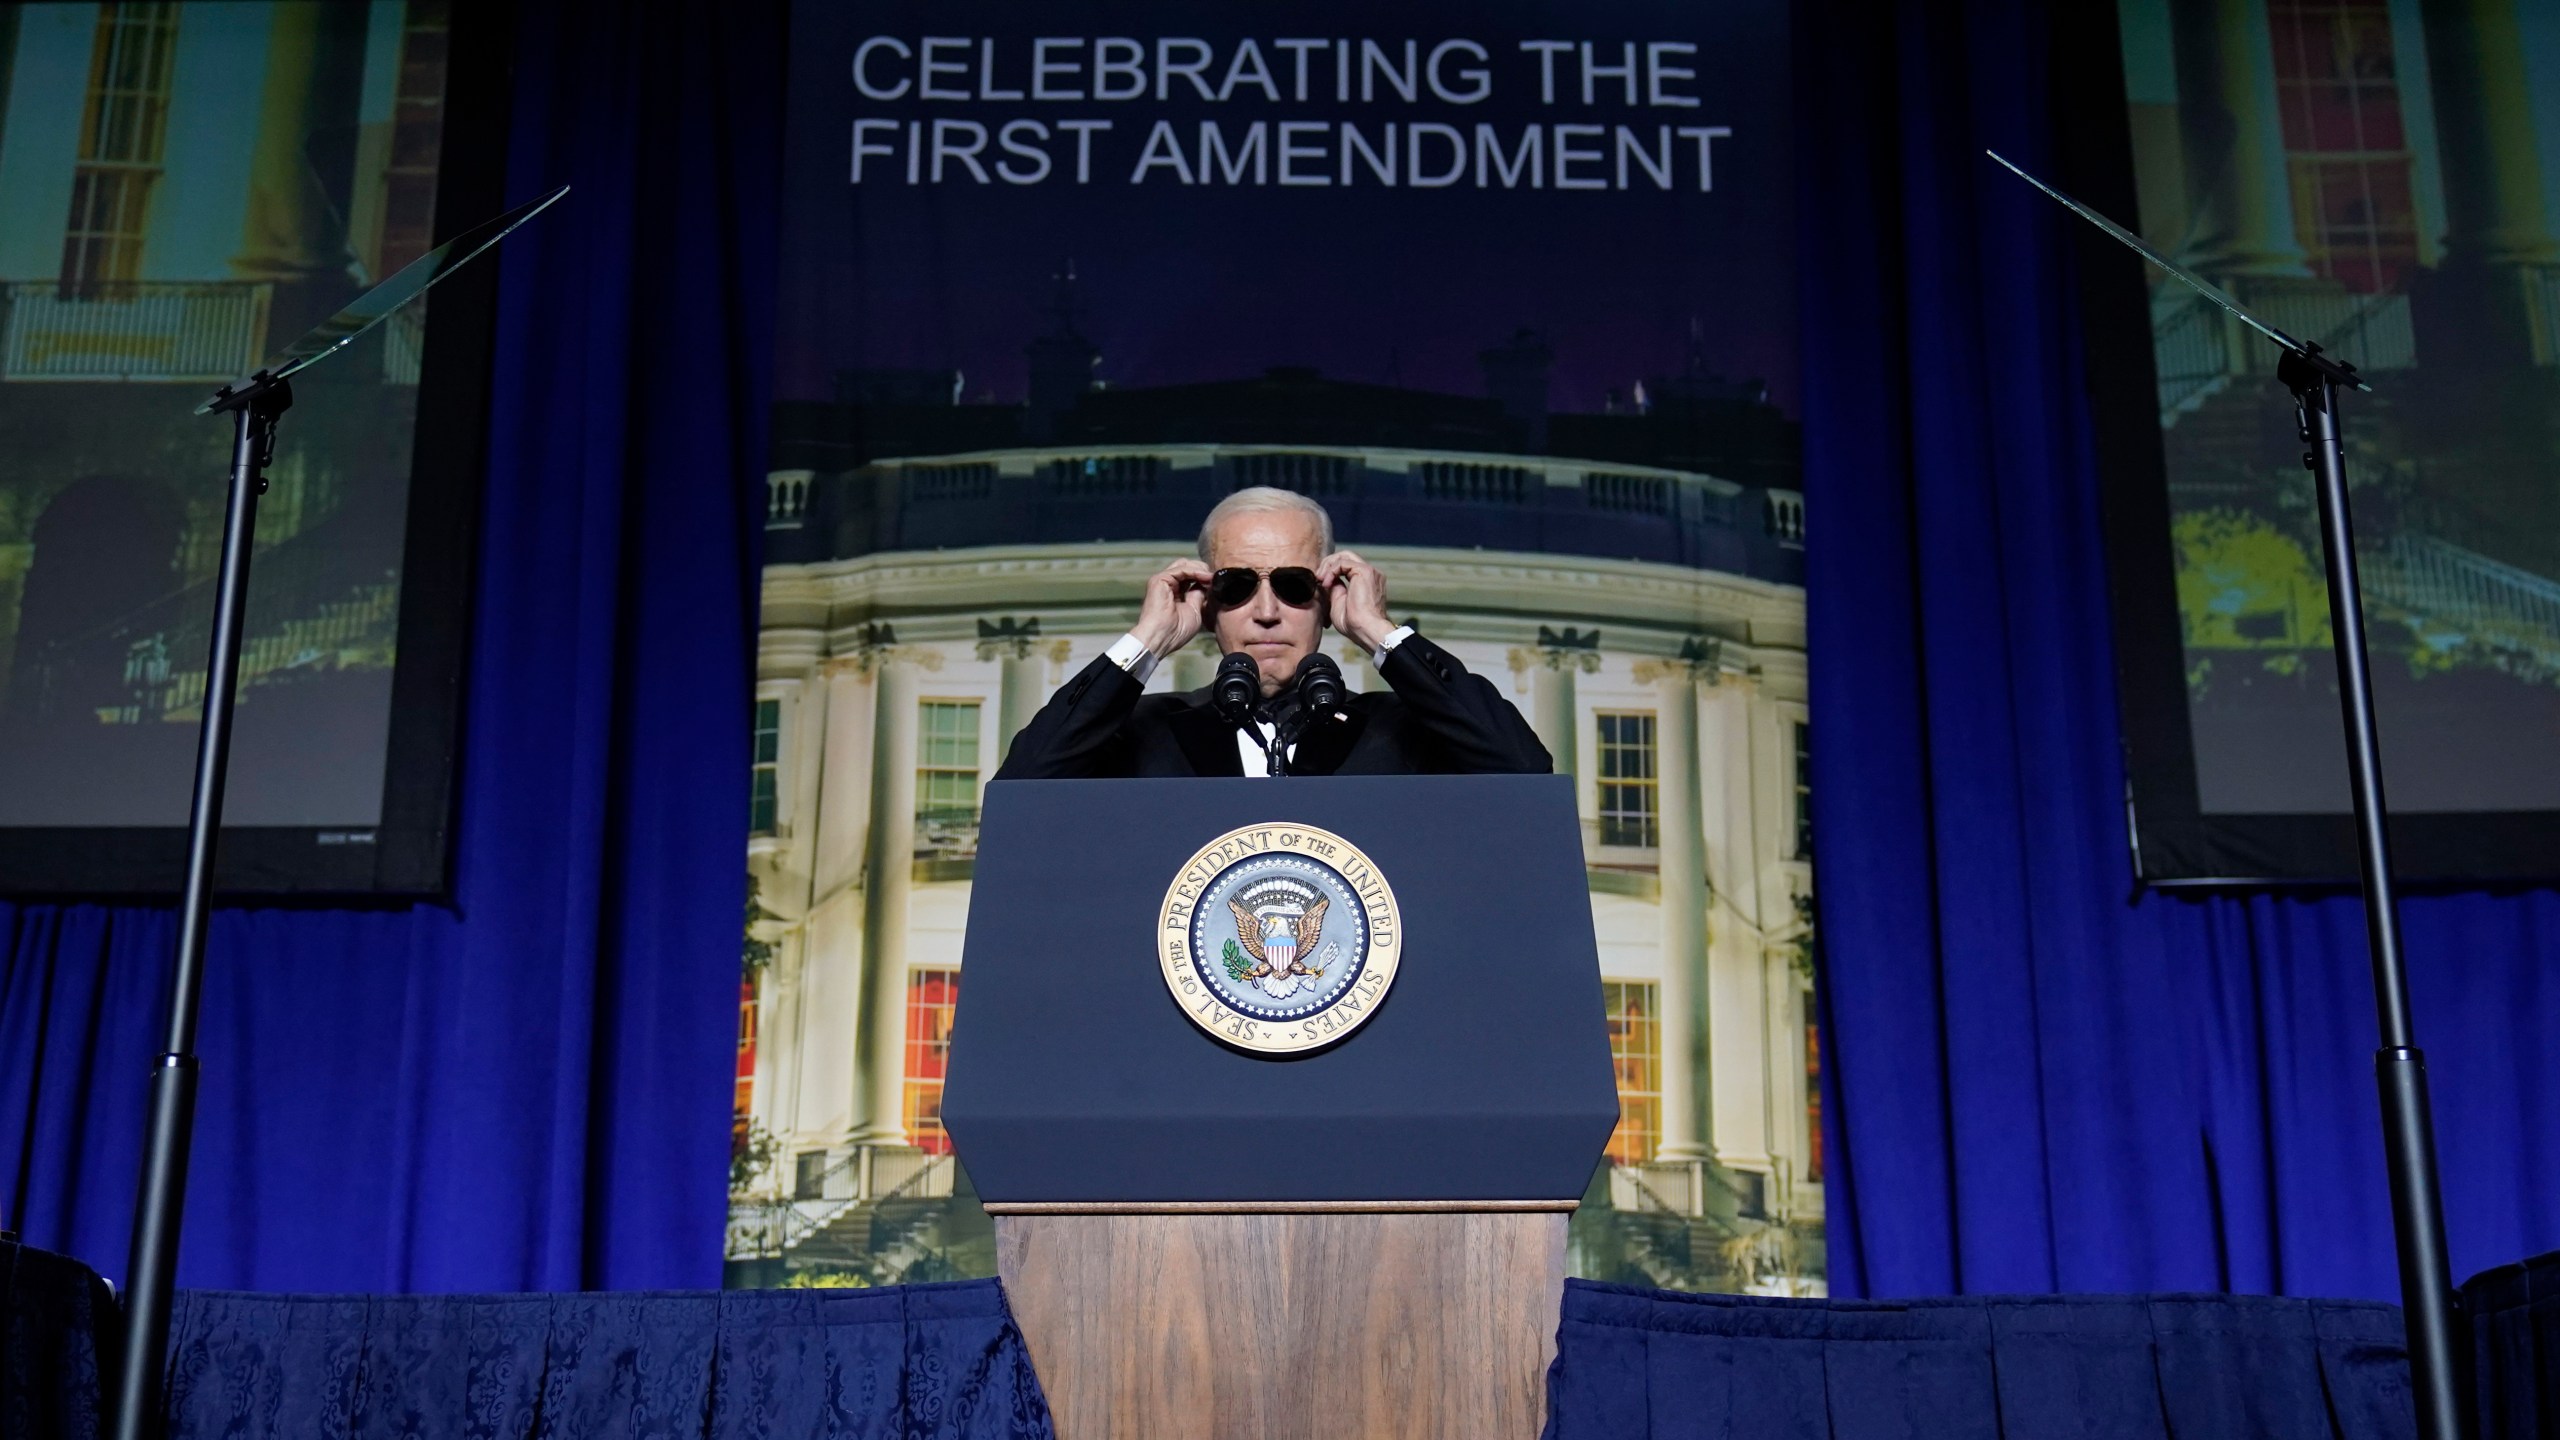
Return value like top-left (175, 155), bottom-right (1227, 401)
top-left (0, 0), bottom-right (777, 1292)
top-left (1802, 0), bottom-right (2560, 1299)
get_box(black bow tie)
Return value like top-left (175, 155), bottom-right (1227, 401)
top-left (1254, 689), bottom-right (1303, 731)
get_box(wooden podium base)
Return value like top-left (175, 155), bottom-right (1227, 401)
top-left (993, 1203), bottom-right (1569, 1440)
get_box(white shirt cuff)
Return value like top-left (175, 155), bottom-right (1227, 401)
top-left (1371, 625), bottom-right (1416, 668)
top-left (1105, 631), bottom-right (1160, 685)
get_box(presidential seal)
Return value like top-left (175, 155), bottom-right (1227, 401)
top-left (1157, 821), bottom-right (1401, 1055)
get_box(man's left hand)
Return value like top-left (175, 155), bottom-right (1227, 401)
top-left (1319, 551), bottom-right (1393, 652)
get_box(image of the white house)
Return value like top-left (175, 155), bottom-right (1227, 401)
top-left (731, 312), bottom-right (1823, 1295)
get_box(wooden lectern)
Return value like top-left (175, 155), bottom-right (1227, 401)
top-left (945, 776), bottom-right (1616, 1440)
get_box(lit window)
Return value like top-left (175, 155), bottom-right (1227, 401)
top-left (1601, 980), bottom-right (1659, 1166)
top-left (60, 3), bottom-right (181, 294)
top-left (735, 975), bottom-right (758, 1117)
top-left (916, 700), bottom-right (982, 825)
top-left (1805, 1004), bottom-right (1823, 1184)
top-left (2268, 0), bottom-right (2417, 293)
top-left (902, 969), bottom-right (961, 1155)
top-left (1596, 711), bottom-right (1659, 848)
top-left (750, 698), bottom-right (780, 835)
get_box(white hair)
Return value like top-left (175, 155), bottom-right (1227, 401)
top-left (1197, 485), bottom-right (1334, 562)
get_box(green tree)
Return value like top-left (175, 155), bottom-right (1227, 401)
top-left (743, 873), bottom-right (776, 980)
top-left (2173, 509), bottom-right (2329, 653)
top-left (1787, 891), bottom-right (1818, 983)
top-left (730, 1117), bottom-right (780, 1196)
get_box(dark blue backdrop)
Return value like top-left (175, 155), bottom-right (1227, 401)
top-left (1802, 0), bottom-right (2560, 1300)
top-left (1, 0), bottom-right (2553, 1306)
top-left (0, 0), bottom-right (776, 1292)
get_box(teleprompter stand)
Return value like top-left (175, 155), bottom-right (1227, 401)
top-left (1992, 153), bottom-right (2468, 1440)
top-left (110, 370), bottom-right (291, 1440)
top-left (107, 185), bottom-right (566, 1440)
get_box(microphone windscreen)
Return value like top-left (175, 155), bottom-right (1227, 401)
top-left (1212, 651), bottom-right (1261, 723)
top-left (1294, 653), bottom-right (1345, 715)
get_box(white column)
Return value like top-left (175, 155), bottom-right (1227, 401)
top-left (788, 665), bottom-right (871, 1147)
top-left (810, 667), bottom-right (873, 900)
top-left (2423, 0), bottom-right (2560, 267)
top-left (852, 658), bottom-right (918, 1146)
top-left (1652, 665), bottom-right (1711, 1163)
top-left (2169, 0), bottom-right (2312, 277)
top-left (230, 3), bottom-right (367, 289)
top-left (1533, 664), bottom-right (1578, 780)
top-left (1701, 678), bottom-right (1771, 1170)
top-left (797, 896), bottom-right (863, 1143)
top-left (2383, 0), bottom-right (2451, 271)
top-left (1339, 641), bottom-right (1380, 694)
top-left (1172, 642), bottom-right (1217, 694)
top-left (751, 946), bottom-right (790, 1144)
top-left (756, 935), bottom-right (794, 1138)
top-left (1695, 684), bottom-right (1739, 904)
top-left (998, 652), bottom-right (1044, 765)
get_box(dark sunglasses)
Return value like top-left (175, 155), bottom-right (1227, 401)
top-left (1209, 566), bottom-right (1321, 610)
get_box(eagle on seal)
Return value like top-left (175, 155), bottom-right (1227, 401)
top-left (1229, 895), bottom-right (1332, 999)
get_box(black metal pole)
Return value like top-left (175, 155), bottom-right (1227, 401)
top-left (2280, 351), bottom-right (2467, 1440)
top-left (108, 376), bottom-right (290, 1440)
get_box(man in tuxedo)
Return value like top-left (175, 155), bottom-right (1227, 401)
top-left (995, 487), bottom-right (1550, 778)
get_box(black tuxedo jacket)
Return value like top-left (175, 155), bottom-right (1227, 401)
top-left (993, 633), bottom-right (1551, 779)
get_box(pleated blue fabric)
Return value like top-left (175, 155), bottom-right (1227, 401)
top-left (156, 1282), bottom-right (1052, 1440)
top-left (2, 1237), bottom-right (119, 1440)
top-left (2461, 1248), bottom-right (2560, 1439)
top-left (1542, 1281), bottom-right (2413, 1440)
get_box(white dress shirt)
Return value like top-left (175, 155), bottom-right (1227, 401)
top-left (1104, 626), bottom-right (1416, 777)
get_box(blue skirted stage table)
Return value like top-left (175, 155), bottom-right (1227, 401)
top-left (3, 1237), bottom-right (120, 1438)
top-left (22, 1234), bottom-right (2560, 1438)
top-left (156, 1283), bottom-right (1051, 1439)
top-left (2463, 1249), bottom-right (2560, 1439)
top-left (2, 1238), bottom-right (1052, 1440)
top-left (1541, 1281), bottom-right (2418, 1440)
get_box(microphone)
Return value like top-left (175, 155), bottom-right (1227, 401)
top-left (1292, 653), bottom-right (1346, 719)
top-left (1212, 651), bottom-right (1261, 728)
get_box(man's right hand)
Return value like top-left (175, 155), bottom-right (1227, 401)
top-left (1131, 558), bottom-right (1214, 659)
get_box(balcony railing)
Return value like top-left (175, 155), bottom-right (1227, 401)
top-left (2374, 532), bottom-right (2560, 678)
top-left (724, 1144), bottom-right (957, 1262)
top-left (2285, 289), bottom-right (2415, 375)
top-left (1418, 459), bottom-right (1535, 504)
top-left (12, 510), bottom-right (400, 723)
top-left (2153, 291), bottom-right (2231, 423)
top-left (0, 280), bottom-right (271, 382)
top-left (1043, 454), bottom-right (1164, 495)
top-left (2521, 265), bottom-right (2560, 367)
top-left (2153, 285), bottom-right (2414, 428)
top-left (1232, 451), bottom-right (1354, 496)
top-left (767, 469), bottom-right (814, 528)
top-left (915, 805), bottom-right (980, 862)
top-left (1763, 488), bottom-right (1805, 546)
top-left (381, 303), bottom-right (425, 385)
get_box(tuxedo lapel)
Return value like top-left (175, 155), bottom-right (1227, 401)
top-left (1167, 692), bottom-right (1248, 777)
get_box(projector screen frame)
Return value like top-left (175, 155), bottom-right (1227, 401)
top-left (2056, 0), bottom-right (2560, 887)
top-left (0, 0), bottom-right (516, 899)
